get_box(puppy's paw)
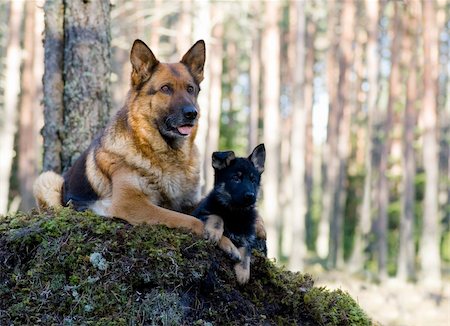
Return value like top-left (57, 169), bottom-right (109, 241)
top-left (234, 262), bottom-right (250, 284)
top-left (218, 236), bottom-right (241, 262)
top-left (203, 214), bottom-right (224, 244)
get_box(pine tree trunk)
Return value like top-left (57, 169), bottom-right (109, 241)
top-left (377, 2), bottom-right (402, 280)
top-left (42, 0), bottom-right (64, 173)
top-left (203, 11), bottom-right (223, 192)
top-left (249, 17), bottom-right (261, 152)
top-left (262, 0), bottom-right (281, 259)
top-left (328, 0), bottom-right (355, 269)
top-left (61, 0), bottom-right (111, 171)
top-left (317, 0), bottom-right (338, 259)
top-left (0, 0), bottom-right (24, 214)
top-left (42, 0), bottom-right (111, 173)
top-left (397, 2), bottom-right (419, 282)
top-left (419, 0), bottom-right (441, 289)
top-left (18, 1), bottom-right (39, 211)
top-left (349, 0), bottom-right (380, 272)
top-left (288, 0), bottom-right (307, 271)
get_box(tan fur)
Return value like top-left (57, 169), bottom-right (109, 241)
top-left (234, 246), bottom-right (251, 284)
top-left (255, 214), bottom-right (266, 240)
top-left (203, 214), bottom-right (224, 244)
top-left (33, 171), bottom-right (64, 210)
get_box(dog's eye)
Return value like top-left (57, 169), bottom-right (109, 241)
top-left (232, 175), bottom-right (241, 183)
top-left (160, 85), bottom-right (171, 93)
top-left (187, 85), bottom-right (195, 94)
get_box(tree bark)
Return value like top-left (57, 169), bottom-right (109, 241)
top-left (349, 0), bottom-right (380, 272)
top-left (377, 2), bottom-right (402, 280)
top-left (328, 0), bottom-right (355, 269)
top-left (61, 0), bottom-right (111, 171)
top-left (397, 1), bottom-right (419, 282)
top-left (288, 0), bottom-right (307, 271)
top-left (0, 0), bottom-right (24, 214)
top-left (317, 0), bottom-right (338, 259)
top-left (419, 0), bottom-right (441, 289)
top-left (262, 0), bottom-right (281, 259)
top-left (42, 0), bottom-right (65, 173)
top-left (203, 10), bottom-right (223, 193)
top-left (18, 1), bottom-right (39, 211)
top-left (249, 24), bottom-right (261, 152)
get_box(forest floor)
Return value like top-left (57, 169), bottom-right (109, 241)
top-left (313, 270), bottom-right (450, 326)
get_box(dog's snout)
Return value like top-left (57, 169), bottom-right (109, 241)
top-left (182, 106), bottom-right (198, 120)
top-left (244, 192), bottom-right (256, 203)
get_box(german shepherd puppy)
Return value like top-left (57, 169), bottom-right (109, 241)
top-left (33, 39), bottom-right (240, 260)
top-left (193, 144), bottom-right (265, 284)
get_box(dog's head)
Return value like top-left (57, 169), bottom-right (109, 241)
top-left (128, 39), bottom-right (205, 146)
top-left (212, 144), bottom-right (265, 209)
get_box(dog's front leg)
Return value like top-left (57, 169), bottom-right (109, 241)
top-left (255, 213), bottom-right (266, 239)
top-left (234, 246), bottom-right (251, 284)
top-left (109, 168), bottom-right (205, 235)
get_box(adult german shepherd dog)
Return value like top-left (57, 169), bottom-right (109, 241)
top-left (33, 39), bottom-right (241, 259)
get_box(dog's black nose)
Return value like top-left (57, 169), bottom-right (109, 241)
top-left (182, 106), bottom-right (198, 120)
top-left (244, 192), bottom-right (256, 204)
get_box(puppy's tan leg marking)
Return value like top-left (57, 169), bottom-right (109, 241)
top-left (234, 247), bottom-right (251, 284)
top-left (218, 236), bottom-right (241, 262)
top-left (203, 214), bottom-right (224, 244)
top-left (255, 213), bottom-right (266, 239)
top-left (109, 168), bottom-right (205, 236)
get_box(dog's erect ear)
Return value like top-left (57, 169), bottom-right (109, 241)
top-left (130, 39), bottom-right (159, 88)
top-left (248, 144), bottom-right (265, 173)
top-left (212, 151), bottom-right (235, 170)
top-left (180, 40), bottom-right (205, 84)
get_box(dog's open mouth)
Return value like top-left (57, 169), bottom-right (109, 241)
top-left (176, 125), bottom-right (194, 136)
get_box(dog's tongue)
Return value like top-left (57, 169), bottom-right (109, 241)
top-left (177, 125), bottom-right (193, 136)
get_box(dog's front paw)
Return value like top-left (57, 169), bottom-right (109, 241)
top-left (218, 236), bottom-right (241, 262)
top-left (234, 262), bottom-right (250, 284)
top-left (203, 214), bottom-right (224, 244)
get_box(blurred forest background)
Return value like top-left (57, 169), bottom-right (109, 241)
top-left (0, 0), bottom-right (449, 323)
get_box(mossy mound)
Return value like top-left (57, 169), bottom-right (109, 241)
top-left (0, 208), bottom-right (371, 325)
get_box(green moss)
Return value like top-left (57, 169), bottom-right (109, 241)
top-left (0, 208), bottom-right (372, 325)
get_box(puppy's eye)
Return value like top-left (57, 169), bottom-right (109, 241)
top-left (187, 85), bottom-right (195, 94)
top-left (232, 175), bottom-right (241, 183)
top-left (161, 85), bottom-right (171, 93)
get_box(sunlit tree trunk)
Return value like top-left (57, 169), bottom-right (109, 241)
top-left (328, 0), bottom-right (355, 269)
top-left (419, 0), bottom-right (441, 289)
top-left (304, 18), bottom-right (316, 246)
top-left (0, 0), bottom-right (24, 215)
top-left (203, 9), bottom-right (223, 192)
top-left (349, 0), bottom-right (380, 272)
top-left (176, 0), bottom-right (192, 57)
top-left (377, 2), bottom-right (403, 280)
top-left (397, 2), bottom-right (419, 282)
top-left (249, 10), bottom-right (261, 152)
top-left (18, 1), bottom-right (39, 211)
top-left (288, 0), bottom-right (307, 271)
top-left (262, 0), bottom-right (281, 259)
top-left (317, 0), bottom-right (338, 259)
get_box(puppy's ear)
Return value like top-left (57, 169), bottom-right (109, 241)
top-left (249, 144), bottom-right (265, 173)
top-left (212, 151), bottom-right (235, 170)
top-left (130, 39), bottom-right (159, 88)
top-left (180, 40), bottom-right (205, 84)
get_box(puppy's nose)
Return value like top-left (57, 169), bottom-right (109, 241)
top-left (182, 106), bottom-right (198, 120)
top-left (244, 192), bottom-right (256, 204)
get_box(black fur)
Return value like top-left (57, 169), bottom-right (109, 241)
top-left (62, 143), bottom-right (100, 211)
top-left (193, 144), bottom-right (265, 254)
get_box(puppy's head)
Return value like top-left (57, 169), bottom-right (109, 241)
top-left (212, 144), bottom-right (265, 209)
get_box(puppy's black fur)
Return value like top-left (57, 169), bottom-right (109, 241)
top-left (193, 144), bottom-right (265, 256)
